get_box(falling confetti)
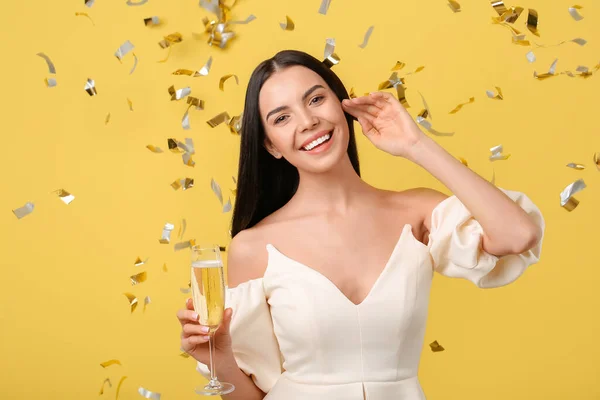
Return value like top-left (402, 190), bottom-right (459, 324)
top-left (36, 52), bottom-right (56, 74)
top-left (168, 85), bottom-right (191, 101)
top-left (105, 113), bottom-right (111, 125)
top-left (594, 152), bottom-right (600, 171)
top-left (318, 0), bottom-right (332, 15)
top-left (115, 40), bottom-right (135, 61)
top-left (207, 112), bottom-right (231, 128)
top-left (171, 178), bottom-right (194, 191)
top-left (159, 223), bottom-right (175, 244)
top-left (163, 263), bottom-right (168, 272)
top-left (560, 179), bottom-right (586, 211)
top-left (526, 9), bottom-right (540, 37)
top-left (416, 116), bottom-right (454, 137)
top-left (485, 87), bottom-right (503, 100)
top-left (54, 189), bottom-right (75, 205)
top-left (323, 38), bottom-right (340, 67)
top-left (223, 197), bottom-right (232, 213)
top-left (228, 113), bottom-right (243, 134)
top-left (134, 257), bottom-right (149, 267)
top-left (85, 0), bottom-right (94, 7)
top-left (358, 26), bottom-right (374, 49)
top-left (75, 12), bottom-right (95, 25)
top-left (211, 178), bottom-right (224, 205)
top-left (138, 387), bottom-right (161, 399)
top-left (126, 0), bottom-right (148, 5)
top-left (99, 378), bottom-right (111, 395)
top-left (144, 16), bottom-right (160, 26)
top-left (526, 51), bottom-right (536, 63)
top-left (429, 340), bottom-right (445, 352)
top-left (127, 98), bottom-right (133, 111)
top-left (146, 145), bottom-right (163, 153)
top-left (144, 296), bottom-right (152, 311)
top-left (489, 144), bottom-right (511, 161)
top-left (130, 53), bottom-right (138, 75)
top-left (449, 97), bottom-right (474, 114)
top-left (158, 33), bottom-right (183, 63)
top-left (568, 5), bottom-right (583, 21)
top-left (130, 272), bottom-right (147, 286)
top-left (279, 15), bottom-right (295, 31)
top-left (175, 240), bottom-right (195, 252)
top-left (115, 376), bottom-right (128, 400)
top-left (566, 163), bottom-right (585, 170)
top-left (219, 74), bottom-right (239, 91)
top-left (12, 202), bottom-right (34, 219)
top-left (378, 72), bottom-right (410, 107)
top-left (447, 0), bottom-right (461, 12)
top-left (534, 59), bottom-right (558, 80)
top-left (124, 293), bottom-right (138, 313)
top-left (100, 359), bottom-right (122, 368)
top-left (178, 219), bottom-right (187, 239)
top-left (84, 78), bottom-right (97, 96)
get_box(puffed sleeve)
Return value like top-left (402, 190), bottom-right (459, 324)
top-left (427, 188), bottom-right (545, 288)
top-left (196, 278), bottom-right (283, 393)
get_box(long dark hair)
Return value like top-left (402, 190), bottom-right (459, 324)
top-left (230, 50), bottom-right (361, 238)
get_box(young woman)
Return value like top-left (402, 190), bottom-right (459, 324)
top-left (177, 50), bottom-right (545, 400)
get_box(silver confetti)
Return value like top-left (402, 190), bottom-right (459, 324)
top-left (179, 219), bottom-right (187, 239)
top-left (144, 296), bottom-right (152, 311)
top-left (159, 223), bottom-right (175, 244)
top-left (84, 78), bottom-right (97, 96)
top-left (489, 144), bottom-right (510, 161)
top-left (560, 179), bottom-right (586, 209)
top-left (566, 163), bottom-right (585, 170)
top-left (223, 197), bottom-right (232, 213)
top-left (318, 0), bottom-right (332, 15)
top-left (571, 38), bottom-right (587, 46)
top-left (182, 107), bottom-right (191, 130)
top-left (126, 0), bottom-right (148, 5)
top-left (12, 202), bottom-right (35, 219)
top-left (130, 53), bottom-right (138, 75)
top-left (115, 40), bottom-right (135, 61)
top-left (85, 0), bottom-right (95, 7)
top-left (138, 387), bottom-right (161, 400)
top-left (199, 56), bottom-right (213, 76)
top-left (416, 116), bottom-right (454, 136)
top-left (54, 189), bottom-right (75, 205)
top-left (526, 51), bottom-right (536, 63)
top-left (46, 78), bottom-right (57, 87)
top-left (211, 178), bottom-right (223, 205)
top-left (36, 52), bottom-right (56, 74)
top-left (358, 26), bottom-right (374, 49)
top-left (169, 86), bottom-right (191, 101)
top-left (230, 15), bottom-right (257, 24)
top-left (568, 6), bottom-right (583, 21)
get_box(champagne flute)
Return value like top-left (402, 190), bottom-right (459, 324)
top-left (190, 245), bottom-right (235, 396)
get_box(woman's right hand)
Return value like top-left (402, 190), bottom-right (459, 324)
top-left (177, 298), bottom-right (235, 367)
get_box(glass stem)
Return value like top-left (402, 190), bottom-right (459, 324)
top-left (208, 331), bottom-right (220, 388)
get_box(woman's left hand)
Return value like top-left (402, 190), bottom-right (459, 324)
top-left (342, 91), bottom-right (426, 158)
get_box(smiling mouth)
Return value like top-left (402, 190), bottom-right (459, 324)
top-left (300, 130), bottom-right (334, 151)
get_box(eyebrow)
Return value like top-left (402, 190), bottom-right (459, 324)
top-left (265, 84), bottom-right (325, 122)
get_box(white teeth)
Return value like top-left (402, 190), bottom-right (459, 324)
top-left (303, 133), bottom-right (331, 151)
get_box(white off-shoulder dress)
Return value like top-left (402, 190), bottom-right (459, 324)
top-left (197, 189), bottom-right (545, 399)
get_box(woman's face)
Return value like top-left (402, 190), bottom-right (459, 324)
top-left (259, 65), bottom-right (350, 173)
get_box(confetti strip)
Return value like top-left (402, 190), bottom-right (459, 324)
top-left (187, 96), bottom-right (204, 110)
top-left (526, 8), bottom-right (540, 37)
top-left (134, 257), bottom-right (149, 267)
top-left (178, 219), bottom-right (187, 240)
top-left (318, 0), bottom-right (332, 15)
top-left (560, 179), bottom-right (586, 211)
top-left (100, 359), bottom-right (122, 368)
top-left (115, 376), bottom-right (127, 400)
top-left (323, 38), bottom-right (340, 67)
top-left (534, 58), bottom-right (558, 80)
top-left (54, 189), bottom-right (75, 205)
top-left (448, 0), bottom-right (461, 12)
top-left (279, 15), bottom-right (295, 31)
top-left (130, 272), bottom-right (148, 286)
top-left (146, 145), bottom-right (163, 153)
top-left (158, 33), bottom-right (183, 63)
top-left (199, 56), bottom-right (213, 76)
top-left (485, 86), bottom-right (503, 100)
top-left (99, 378), bottom-right (111, 395)
top-left (163, 263), bottom-right (168, 272)
top-left (130, 53), bottom-right (138, 75)
top-left (182, 107), bottom-right (191, 130)
top-left (219, 74), bottom-right (239, 91)
top-left (358, 25), bottom-right (374, 49)
top-left (171, 178), bottom-right (194, 191)
top-left (144, 16), bottom-right (160, 26)
top-left (127, 98), bottom-right (133, 111)
top-left (489, 144), bottom-right (511, 161)
top-left (391, 61), bottom-right (406, 71)
top-left (105, 113), bottom-right (111, 125)
top-left (159, 223), bottom-right (175, 244)
top-left (223, 198), bottom-right (232, 213)
top-left (429, 340), bottom-right (445, 352)
top-left (594, 153), bottom-right (600, 171)
top-left (126, 0), bottom-right (148, 5)
top-left (568, 5), bottom-right (583, 21)
top-left (211, 178), bottom-right (224, 205)
top-left (458, 157), bottom-right (468, 166)
top-left (175, 240), bottom-right (195, 252)
top-left (228, 113), bottom-right (243, 134)
top-left (418, 92), bottom-right (432, 120)
top-left (37, 52), bottom-right (56, 86)
top-left (115, 40), bottom-right (135, 62)
top-left (566, 163), bottom-right (585, 170)
top-left (182, 152), bottom-right (195, 167)
top-left (84, 78), bottom-right (97, 96)
top-left (416, 116), bottom-right (454, 137)
top-left (207, 111), bottom-right (231, 128)
top-left (45, 78), bottom-right (57, 88)
top-left (138, 387), bottom-right (161, 399)
top-left (124, 293), bottom-right (138, 313)
top-left (75, 12), bottom-right (95, 25)
top-left (12, 202), bottom-right (34, 219)
top-left (168, 85), bottom-right (191, 101)
top-left (85, 0), bottom-right (94, 7)
top-left (526, 51), bottom-right (536, 63)
top-left (449, 97), bottom-right (474, 114)
top-left (378, 72), bottom-right (410, 107)
top-left (230, 15), bottom-right (257, 25)
top-left (144, 296), bottom-right (151, 311)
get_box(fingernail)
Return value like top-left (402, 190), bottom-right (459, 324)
top-left (200, 326), bottom-right (210, 333)
top-left (192, 312), bottom-right (199, 320)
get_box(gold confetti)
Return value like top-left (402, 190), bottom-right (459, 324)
top-left (12, 202), bottom-right (34, 219)
top-left (534, 58), bottom-right (558, 80)
top-left (167, 138), bottom-right (183, 153)
top-left (182, 153), bottom-right (195, 167)
top-left (105, 113), bottom-right (111, 125)
top-left (568, 5), bottom-right (583, 21)
top-left (84, 78), bottom-right (97, 96)
top-left (219, 74), bottom-right (239, 91)
top-left (85, 0), bottom-right (95, 7)
top-left (448, 97), bottom-right (474, 114)
top-left (45, 78), bottom-right (57, 88)
top-left (566, 163), bottom-right (585, 170)
top-left (99, 378), bottom-right (111, 395)
top-left (138, 387), bottom-right (161, 399)
top-left (115, 376), bottom-right (127, 400)
top-left (228, 113), bottom-right (243, 134)
top-left (36, 52), bottom-right (56, 74)
top-left (526, 51), bottom-right (536, 63)
top-left (429, 340), bottom-right (445, 352)
top-left (130, 271), bottom-right (147, 286)
top-left (207, 111), bottom-right (231, 128)
top-left (134, 257), bottom-right (149, 266)
top-left (180, 351), bottom-right (191, 358)
top-left (358, 25), bottom-right (374, 49)
top-left (168, 85), bottom-right (191, 101)
top-left (416, 116), bottom-right (454, 136)
top-left (178, 219), bottom-right (187, 239)
top-left (378, 72), bottom-right (410, 107)
top-left (127, 98), bottom-right (133, 111)
top-left (159, 223), bottom-right (175, 244)
top-left (126, 0), bottom-right (148, 5)
top-left (485, 86), bottom-right (503, 100)
top-left (323, 38), bottom-right (340, 68)
top-left (115, 40), bottom-right (135, 62)
top-left (163, 263), bottom-right (168, 272)
top-left (447, 0), bottom-right (461, 13)
top-left (511, 33), bottom-right (530, 46)
top-left (124, 293), bottom-right (138, 313)
top-left (279, 15), bottom-right (295, 30)
top-left (187, 96), bottom-right (205, 110)
top-left (391, 61), bottom-right (406, 71)
top-left (100, 359), bottom-right (122, 368)
top-left (489, 144), bottom-right (511, 161)
top-left (175, 240), bottom-right (195, 252)
top-left (349, 87), bottom-right (357, 99)
top-left (144, 296), bottom-right (151, 311)
top-left (458, 157), bottom-right (468, 166)
top-left (146, 145), bottom-right (163, 153)
top-left (491, 169), bottom-right (496, 185)
top-left (526, 9), bottom-right (540, 37)
top-left (418, 92), bottom-right (432, 120)
top-left (171, 178), bottom-right (194, 191)
top-left (211, 178), bottom-right (224, 205)
top-left (560, 179), bottom-right (586, 211)
top-left (172, 56), bottom-right (213, 77)
top-left (223, 198), bottom-right (232, 213)
top-left (75, 12), bottom-right (95, 25)
top-left (594, 152), bottom-right (600, 171)
top-left (158, 33), bottom-right (183, 63)
top-left (318, 0), bottom-right (332, 14)
top-left (130, 53), bottom-right (138, 75)
top-left (144, 16), bottom-right (160, 26)
top-left (53, 189), bottom-right (75, 205)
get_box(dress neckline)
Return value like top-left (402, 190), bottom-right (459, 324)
top-left (265, 223), bottom-right (425, 307)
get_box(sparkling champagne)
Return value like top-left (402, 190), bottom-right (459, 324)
top-left (191, 260), bottom-right (225, 332)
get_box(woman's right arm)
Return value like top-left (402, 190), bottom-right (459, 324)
top-left (218, 356), bottom-right (267, 400)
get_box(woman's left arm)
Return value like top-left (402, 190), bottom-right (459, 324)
top-left (342, 91), bottom-right (542, 257)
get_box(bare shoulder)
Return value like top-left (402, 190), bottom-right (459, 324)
top-left (226, 226), bottom-right (270, 288)
top-left (401, 187), bottom-right (449, 232)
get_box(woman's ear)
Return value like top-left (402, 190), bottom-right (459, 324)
top-left (264, 139), bottom-right (282, 159)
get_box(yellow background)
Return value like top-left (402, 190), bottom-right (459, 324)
top-left (1, 0), bottom-right (598, 398)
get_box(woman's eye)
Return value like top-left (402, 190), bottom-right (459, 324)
top-left (274, 115), bottom-right (288, 124)
top-left (310, 95), bottom-right (324, 105)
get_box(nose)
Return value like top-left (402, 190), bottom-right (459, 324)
top-left (296, 108), bottom-right (319, 133)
